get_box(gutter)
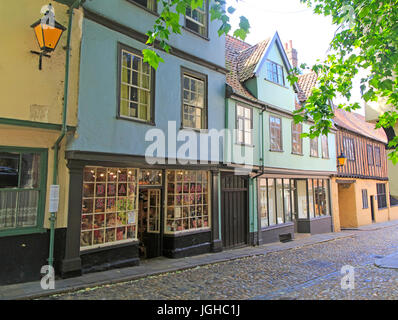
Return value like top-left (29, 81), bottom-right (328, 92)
top-left (48, 0), bottom-right (82, 268)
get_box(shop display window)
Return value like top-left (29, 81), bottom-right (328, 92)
top-left (139, 169), bottom-right (162, 186)
top-left (165, 170), bottom-right (210, 234)
top-left (81, 167), bottom-right (138, 249)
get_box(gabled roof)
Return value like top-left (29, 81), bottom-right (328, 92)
top-left (226, 33), bottom-right (303, 106)
top-left (237, 38), bottom-right (271, 82)
top-left (225, 35), bottom-right (261, 104)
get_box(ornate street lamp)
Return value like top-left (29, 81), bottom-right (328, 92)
top-left (337, 152), bottom-right (347, 167)
top-left (30, 4), bottom-right (66, 70)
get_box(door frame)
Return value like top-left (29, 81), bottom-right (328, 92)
top-left (220, 173), bottom-right (249, 249)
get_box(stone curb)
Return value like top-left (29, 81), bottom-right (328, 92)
top-left (0, 232), bottom-right (357, 301)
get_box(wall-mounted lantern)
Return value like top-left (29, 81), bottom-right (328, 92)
top-left (337, 152), bottom-right (347, 167)
top-left (31, 4), bottom-right (66, 70)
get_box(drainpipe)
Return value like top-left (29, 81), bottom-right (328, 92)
top-left (250, 107), bottom-right (266, 245)
top-left (48, 0), bottom-right (82, 268)
top-left (252, 107), bottom-right (266, 179)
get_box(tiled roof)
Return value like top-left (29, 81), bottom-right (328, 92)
top-left (225, 35), bottom-right (261, 103)
top-left (237, 38), bottom-right (270, 82)
top-left (297, 71), bottom-right (318, 102)
top-left (296, 71), bottom-right (387, 142)
top-left (334, 108), bottom-right (387, 143)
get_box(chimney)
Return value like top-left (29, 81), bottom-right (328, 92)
top-left (285, 40), bottom-right (298, 69)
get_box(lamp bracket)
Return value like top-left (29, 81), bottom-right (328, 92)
top-left (30, 50), bottom-right (51, 70)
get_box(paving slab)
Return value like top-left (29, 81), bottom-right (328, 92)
top-left (375, 252), bottom-right (398, 269)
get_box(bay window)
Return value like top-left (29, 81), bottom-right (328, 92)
top-left (80, 167), bottom-right (139, 249)
top-left (166, 170), bottom-right (210, 233)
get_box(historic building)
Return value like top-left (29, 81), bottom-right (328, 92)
top-left (224, 34), bottom-right (337, 247)
top-left (332, 107), bottom-right (398, 228)
top-left (0, 0), bottom-right (82, 284)
top-left (59, 0), bottom-right (227, 278)
top-left (365, 99), bottom-right (398, 205)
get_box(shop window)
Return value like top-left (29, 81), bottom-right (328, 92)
top-left (119, 46), bottom-right (154, 122)
top-left (321, 135), bottom-right (329, 158)
top-left (367, 145), bottom-right (374, 166)
top-left (0, 149), bottom-right (46, 233)
top-left (267, 178), bottom-right (276, 225)
top-left (276, 179), bottom-right (284, 224)
top-left (377, 183), bottom-right (387, 209)
top-left (310, 138), bottom-right (319, 157)
top-left (308, 179), bottom-right (315, 218)
top-left (236, 105), bottom-right (252, 145)
top-left (127, 0), bottom-right (157, 12)
top-left (166, 170), bottom-right (210, 233)
top-left (80, 167), bottom-right (139, 249)
top-left (296, 180), bottom-right (308, 219)
top-left (185, 1), bottom-right (208, 37)
top-left (362, 189), bottom-right (369, 209)
top-left (291, 122), bottom-right (302, 155)
top-left (259, 179), bottom-right (268, 228)
top-left (283, 179), bottom-right (292, 222)
top-left (182, 70), bottom-right (207, 130)
top-left (314, 179), bottom-right (329, 216)
top-left (265, 60), bottom-right (285, 86)
top-left (139, 169), bottom-right (162, 186)
top-left (270, 116), bottom-right (282, 151)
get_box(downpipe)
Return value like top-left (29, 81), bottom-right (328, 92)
top-left (48, 0), bottom-right (82, 268)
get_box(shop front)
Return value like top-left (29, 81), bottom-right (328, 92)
top-left (257, 175), bottom-right (332, 244)
top-left (59, 154), bottom-right (221, 278)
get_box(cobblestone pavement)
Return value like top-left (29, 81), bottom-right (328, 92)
top-left (43, 226), bottom-right (398, 300)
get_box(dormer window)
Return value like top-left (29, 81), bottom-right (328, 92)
top-left (185, 1), bottom-right (208, 38)
top-left (265, 60), bottom-right (285, 86)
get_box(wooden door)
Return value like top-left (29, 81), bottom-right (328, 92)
top-left (221, 174), bottom-right (248, 249)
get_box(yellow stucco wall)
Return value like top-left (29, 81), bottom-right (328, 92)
top-left (0, 125), bottom-right (72, 228)
top-left (0, 1), bottom-right (83, 230)
top-left (388, 125), bottom-right (398, 197)
top-left (0, 0), bottom-right (82, 126)
top-left (332, 177), bottom-right (397, 228)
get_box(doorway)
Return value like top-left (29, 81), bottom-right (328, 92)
top-left (138, 188), bottom-right (162, 259)
top-left (370, 195), bottom-right (375, 222)
top-left (220, 173), bottom-right (249, 249)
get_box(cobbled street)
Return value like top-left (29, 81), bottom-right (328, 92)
top-left (43, 226), bottom-right (398, 300)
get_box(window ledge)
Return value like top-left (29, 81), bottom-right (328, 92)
top-left (164, 228), bottom-right (211, 237)
top-left (80, 239), bottom-right (139, 254)
top-left (269, 149), bottom-right (284, 153)
top-left (291, 152), bottom-right (304, 156)
top-left (310, 155), bottom-right (319, 158)
top-left (182, 26), bottom-right (210, 41)
top-left (117, 115), bottom-right (156, 126)
top-left (180, 126), bottom-right (208, 134)
top-left (0, 227), bottom-right (47, 238)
